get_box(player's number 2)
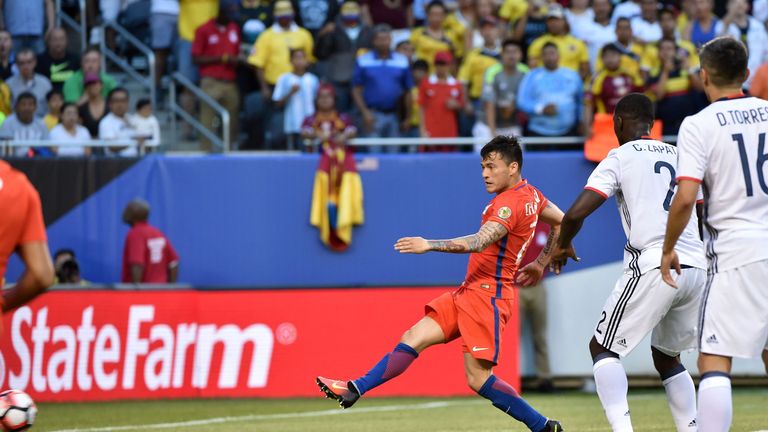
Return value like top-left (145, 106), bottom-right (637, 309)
top-left (654, 161), bottom-right (676, 211)
top-left (733, 133), bottom-right (768, 197)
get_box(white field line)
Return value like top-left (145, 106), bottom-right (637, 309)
top-left (49, 400), bottom-right (485, 432)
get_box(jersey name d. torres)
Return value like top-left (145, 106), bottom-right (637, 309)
top-left (463, 180), bottom-right (548, 299)
top-left (585, 139), bottom-right (706, 276)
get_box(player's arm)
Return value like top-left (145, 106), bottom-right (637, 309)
top-left (516, 201), bottom-right (567, 286)
top-left (394, 221), bottom-right (508, 254)
top-left (661, 179), bottom-right (699, 288)
top-left (168, 262), bottom-right (179, 284)
top-left (3, 241), bottom-right (54, 312)
top-left (696, 201), bottom-right (704, 240)
top-left (130, 264), bottom-right (144, 284)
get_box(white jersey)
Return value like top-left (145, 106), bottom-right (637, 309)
top-left (676, 96), bottom-right (768, 273)
top-left (586, 139), bottom-right (706, 277)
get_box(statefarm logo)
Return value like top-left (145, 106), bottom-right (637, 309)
top-left (0, 305), bottom-right (276, 393)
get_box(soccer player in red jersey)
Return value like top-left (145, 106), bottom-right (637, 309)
top-left (0, 160), bottom-right (54, 316)
top-left (317, 136), bottom-right (574, 432)
top-left (121, 199), bottom-right (180, 284)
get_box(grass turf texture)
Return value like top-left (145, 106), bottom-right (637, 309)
top-left (37, 389), bottom-right (767, 431)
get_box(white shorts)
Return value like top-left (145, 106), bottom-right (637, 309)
top-left (699, 259), bottom-right (768, 358)
top-left (595, 268), bottom-right (706, 357)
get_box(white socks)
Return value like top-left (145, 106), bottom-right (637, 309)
top-left (593, 356), bottom-right (633, 432)
top-left (697, 373), bottom-right (732, 432)
top-left (662, 368), bottom-right (698, 431)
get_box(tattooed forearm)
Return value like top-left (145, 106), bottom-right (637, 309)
top-left (427, 222), bottom-right (508, 253)
top-left (535, 224), bottom-right (560, 267)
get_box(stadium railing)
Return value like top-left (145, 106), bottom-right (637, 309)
top-left (346, 135), bottom-right (679, 150)
top-left (169, 72), bottom-right (232, 152)
top-left (100, 20), bottom-right (157, 111)
top-left (0, 139), bottom-right (153, 156)
top-left (55, 0), bottom-right (88, 53)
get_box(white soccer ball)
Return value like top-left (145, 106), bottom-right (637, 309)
top-left (0, 390), bottom-right (37, 431)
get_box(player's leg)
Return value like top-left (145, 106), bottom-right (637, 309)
top-left (590, 337), bottom-right (632, 432)
top-left (465, 354), bottom-right (562, 432)
top-left (696, 353), bottom-right (733, 432)
top-left (317, 291), bottom-right (458, 408)
top-left (763, 348), bottom-right (768, 374)
top-left (649, 267), bottom-right (705, 431)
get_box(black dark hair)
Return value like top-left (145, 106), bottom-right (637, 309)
top-left (15, 91), bottom-right (37, 106)
top-left (615, 93), bottom-right (654, 126)
top-left (60, 102), bottom-right (78, 114)
top-left (542, 41), bottom-right (558, 52)
top-left (658, 37), bottom-right (677, 48)
top-left (15, 47), bottom-right (36, 60)
top-left (658, 6), bottom-right (675, 19)
top-left (412, 59), bottom-right (429, 71)
top-left (616, 17), bottom-right (631, 25)
top-left (426, 0), bottom-right (446, 13)
top-left (289, 48), bottom-right (306, 59)
top-left (54, 248), bottom-right (76, 260)
top-left (136, 98), bottom-right (151, 111)
top-left (46, 88), bottom-right (63, 101)
top-left (501, 38), bottom-right (522, 51)
top-left (107, 87), bottom-right (129, 103)
top-left (82, 46), bottom-right (102, 58)
top-left (700, 36), bottom-right (748, 87)
top-left (481, 136), bottom-right (523, 169)
top-left (600, 43), bottom-right (622, 57)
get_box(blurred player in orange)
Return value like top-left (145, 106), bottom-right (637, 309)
top-left (0, 160), bottom-right (54, 316)
top-left (317, 136), bottom-right (575, 432)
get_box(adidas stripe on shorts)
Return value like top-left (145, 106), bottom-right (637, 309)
top-left (595, 268), bottom-right (707, 357)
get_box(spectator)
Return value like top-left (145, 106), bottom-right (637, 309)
top-left (63, 49), bottom-right (118, 104)
top-left (684, 0), bottom-right (722, 48)
top-left (404, 59), bottom-right (429, 138)
top-left (50, 102), bottom-right (92, 156)
top-left (7, 48), bottom-right (52, 118)
top-left (0, 76), bottom-right (10, 117)
top-left (527, 5), bottom-right (590, 79)
top-left (240, 0), bottom-right (274, 34)
top-left (583, 43), bottom-right (643, 137)
top-left (396, 39), bottom-right (415, 60)
top-left (611, 0), bottom-right (641, 25)
top-left (78, 73), bottom-right (107, 138)
top-left (0, 0), bottom-right (53, 54)
top-left (630, 0), bottom-right (662, 45)
top-left (444, 0), bottom-right (472, 55)
top-left (291, 0), bottom-right (340, 37)
top-left (464, 0), bottom-right (496, 51)
top-left (43, 88), bottom-right (62, 130)
top-left (411, 1), bottom-right (458, 70)
top-left (0, 92), bottom-right (50, 156)
top-left (517, 42), bottom-right (582, 137)
top-left (0, 30), bottom-right (13, 79)
top-left (750, 61), bottom-right (768, 100)
top-left (121, 199), bottom-right (179, 284)
top-left (273, 49), bottom-right (319, 150)
top-left (458, 17), bottom-right (500, 134)
top-left (565, 0), bottom-right (594, 40)
top-left (150, 0), bottom-right (179, 90)
top-left (245, 0), bottom-right (314, 149)
top-left (361, 0), bottom-right (414, 31)
top-left (130, 98), bottom-right (162, 147)
top-left (192, 0), bottom-right (242, 152)
top-left (482, 39), bottom-right (526, 138)
top-left (641, 7), bottom-right (700, 77)
top-left (419, 50), bottom-right (463, 144)
top-left (647, 38), bottom-right (701, 135)
top-left (581, 0), bottom-right (616, 69)
top-left (99, 88), bottom-right (142, 156)
top-left (516, 222), bottom-right (554, 393)
top-left (35, 28), bottom-right (80, 92)
top-left (351, 24), bottom-right (413, 151)
top-left (53, 249), bottom-right (87, 285)
top-left (301, 84), bottom-right (357, 152)
top-left (720, 0), bottom-right (768, 91)
top-left (503, 0), bottom-right (546, 49)
top-left (315, 1), bottom-right (374, 113)
top-left (597, 17), bottom-right (645, 81)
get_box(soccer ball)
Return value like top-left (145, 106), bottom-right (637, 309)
top-left (0, 390), bottom-right (36, 431)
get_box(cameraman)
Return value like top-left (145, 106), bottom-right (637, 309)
top-left (53, 249), bottom-right (87, 285)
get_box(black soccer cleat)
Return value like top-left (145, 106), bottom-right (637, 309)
top-left (542, 419), bottom-right (564, 431)
top-left (316, 376), bottom-right (361, 409)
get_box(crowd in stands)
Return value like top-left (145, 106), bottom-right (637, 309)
top-left (1, 0), bottom-right (768, 155)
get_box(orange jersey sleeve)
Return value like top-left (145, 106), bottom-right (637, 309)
top-left (20, 182), bottom-right (46, 244)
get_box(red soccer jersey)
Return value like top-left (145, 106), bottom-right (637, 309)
top-left (0, 161), bottom-right (46, 287)
top-left (463, 180), bottom-right (548, 299)
top-left (191, 19), bottom-right (241, 81)
top-left (419, 75), bottom-right (463, 138)
top-left (518, 222), bottom-right (551, 280)
top-left (122, 221), bottom-right (179, 283)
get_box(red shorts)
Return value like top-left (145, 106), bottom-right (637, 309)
top-left (425, 286), bottom-right (512, 364)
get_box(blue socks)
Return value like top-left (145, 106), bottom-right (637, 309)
top-left (352, 343), bottom-right (419, 395)
top-left (478, 375), bottom-right (548, 432)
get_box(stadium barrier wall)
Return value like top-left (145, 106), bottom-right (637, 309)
top-left (0, 288), bottom-right (519, 402)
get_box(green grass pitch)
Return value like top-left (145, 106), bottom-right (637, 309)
top-left (36, 389), bottom-right (767, 431)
